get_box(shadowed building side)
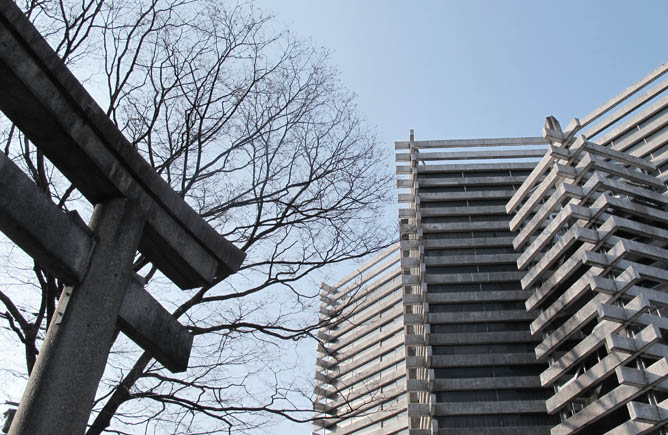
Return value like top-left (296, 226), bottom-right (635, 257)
top-left (312, 136), bottom-right (559, 435)
top-left (396, 135), bottom-right (558, 435)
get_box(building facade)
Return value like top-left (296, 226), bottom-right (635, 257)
top-left (314, 61), bottom-right (668, 434)
top-left (313, 244), bottom-right (407, 433)
top-left (506, 61), bottom-right (668, 435)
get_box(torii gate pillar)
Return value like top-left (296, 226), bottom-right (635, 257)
top-left (9, 199), bottom-right (145, 435)
top-left (0, 0), bottom-right (245, 432)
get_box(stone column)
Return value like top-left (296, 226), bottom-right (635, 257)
top-left (9, 198), bottom-right (146, 435)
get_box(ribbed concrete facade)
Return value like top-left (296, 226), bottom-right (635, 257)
top-left (396, 135), bottom-right (558, 434)
top-left (314, 244), bottom-right (408, 434)
top-left (314, 61), bottom-right (668, 434)
top-left (314, 136), bottom-right (560, 434)
top-left (507, 61), bottom-right (668, 434)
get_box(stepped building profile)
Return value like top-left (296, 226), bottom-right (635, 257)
top-left (313, 61), bottom-right (668, 435)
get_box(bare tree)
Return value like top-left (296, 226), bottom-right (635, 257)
top-left (0, 0), bottom-right (393, 433)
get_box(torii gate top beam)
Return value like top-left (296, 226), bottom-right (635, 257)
top-left (0, 0), bottom-right (245, 289)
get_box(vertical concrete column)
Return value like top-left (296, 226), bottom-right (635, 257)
top-left (9, 198), bottom-right (146, 435)
top-left (399, 130), bottom-right (433, 432)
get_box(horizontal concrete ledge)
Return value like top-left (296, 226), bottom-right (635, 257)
top-left (396, 165), bottom-right (413, 174)
top-left (404, 313), bottom-right (426, 324)
top-left (437, 427), bottom-right (551, 435)
top-left (329, 396), bottom-right (408, 434)
top-left (421, 205), bottom-right (508, 217)
top-left (590, 89), bottom-right (668, 149)
top-left (320, 351), bottom-right (405, 387)
top-left (326, 375), bottom-right (405, 411)
top-left (395, 137), bottom-right (549, 149)
top-left (421, 221), bottom-right (510, 233)
top-left (423, 237), bottom-right (515, 249)
top-left (579, 60), bottom-right (668, 132)
top-left (335, 336), bottom-right (404, 377)
top-left (417, 162), bottom-right (540, 173)
top-left (433, 400), bottom-right (547, 415)
top-left (601, 88), bottom-right (668, 150)
top-left (329, 275), bottom-right (402, 315)
top-left (418, 161), bottom-right (536, 173)
top-left (405, 355), bottom-right (428, 367)
top-left (402, 148), bottom-right (546, 161)
top-left (330, 279), bottom-right (402, 329)
top-left (329, 310), bottom-right (403, 348)
top-left (626, 399), bottom-right (668, 425)
top-left (427, 290), bottom-right (527, 304)
top-left (433, 375), bottom-right (542, 391)
top-left (420, 190), bottom-right (514, 202)
top-left (419, 176), bottom-right (526, 187)
top-left (407, 379), bottom-right (429, 391)
top-left (430, 331), bottom-right (538, 346)
top-left (407, 403), bottom-right (430, 416)
top-left (549, 383), bottom-right (642, 435)
top-left (330, 304), bottom-right (403, 340)
top-left (402, 274), bottom-right (420, 285)
top-left (328, 316), bottom-right (403, 353)
top-left (425, 253), bottom-right (519, 266)
top-left (431, 352), bottom-right (540, 367)
top-left (429, 310), bottom-right (535, 324)
top-left (604, 419), bottom-right (658, 435)
top-left (506, 148), bottom-right (557, 213)
top-left (426, 271), bottom-right (524, 284)
top-left (329, 243), bottom-right (400, 291)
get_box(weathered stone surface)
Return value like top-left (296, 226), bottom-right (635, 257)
top-left (9, 199), bottom-right (145, 435)
top-left (0, 152), bottom-right (94, 284)
top-left (118, 274), bottom-right (193, 373)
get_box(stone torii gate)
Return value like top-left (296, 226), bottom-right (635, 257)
top-left (0, 1), bottom-right (245, 433)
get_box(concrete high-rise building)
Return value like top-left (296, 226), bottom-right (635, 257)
top-left (506, 61), bottom-right (668, 435)
top-left (313, 245), bottom-right (406, 433)
top-left (314, 61), bottom-right (668, 435)
top-left (314, 137), bottom-right (557, 434)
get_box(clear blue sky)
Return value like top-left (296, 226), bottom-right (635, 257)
top-left (255, 1), bottom-right (667, 144)
top-left (252, 1), bottom-right (668, 433)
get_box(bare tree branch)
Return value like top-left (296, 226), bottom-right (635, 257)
top-left (0, 1), bottom-right (393, 433)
